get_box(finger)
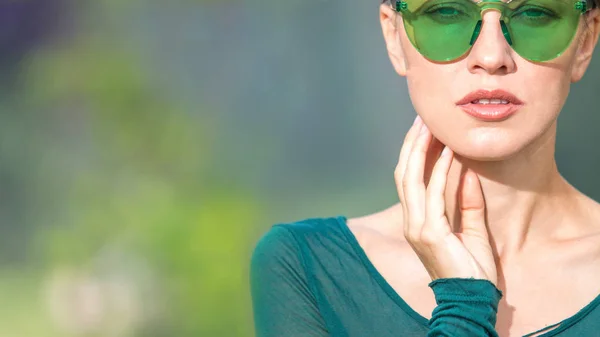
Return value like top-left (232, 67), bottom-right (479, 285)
top-left (395, 116), bottom-right (423, 190)
top-left (402, 122), bottom-right (432, 238)
top-left (395, 116), bottom-right (424, 205)
top-left (396, 117), bottom-right (424, 237)
top-left (395, 117), bottom-right (424, 238)
top-left (423, 136), bottom-right (446, 186)
top-left (459, 169), bottom-right (488, 240)
top-left (424, 145), bottom-right (454, 232)
top-left (398, 115), bottom-right (423, 162)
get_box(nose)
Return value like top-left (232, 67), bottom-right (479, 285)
top-left (467, 10), bottom-right (516, 75)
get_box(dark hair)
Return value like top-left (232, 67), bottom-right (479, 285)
top-left (380, 0), bottom-right (599, 9)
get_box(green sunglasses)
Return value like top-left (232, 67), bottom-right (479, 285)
top-left (393, 0), bottom-right (589, 62)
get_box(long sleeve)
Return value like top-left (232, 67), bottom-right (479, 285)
top-left (250, 225), bottom-right (329, 337)
top-left (427, 278), bottom-right (503, 337)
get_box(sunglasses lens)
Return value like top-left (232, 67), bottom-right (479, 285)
top-left (400, 0), bottom-right (581, 62)
top-left (403, 0), bottom-right (480, 61)
top-left (507, 0), bottom-right (581, 61)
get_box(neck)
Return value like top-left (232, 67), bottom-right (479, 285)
top-left (444, 121), bottom-right (577, 258)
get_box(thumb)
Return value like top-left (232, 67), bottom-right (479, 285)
top-left (459, 169), bottom-right (488, 239)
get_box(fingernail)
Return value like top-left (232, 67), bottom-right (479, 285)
top-left (413, 115), bottom-right (422, 126)
top-left (419, 123), bottom-right (428, 134)
top-left (442, 146), bottom-right (451, 156)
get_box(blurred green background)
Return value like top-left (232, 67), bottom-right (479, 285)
top-left (1, 0), bottom-right (599, 336)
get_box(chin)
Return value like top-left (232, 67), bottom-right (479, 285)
top-left (454, 147), bottom-right (520, 162)
top-left (426, 105), bottom-right (557, 162)
top-left (445, 131), bottom-right (529, 162)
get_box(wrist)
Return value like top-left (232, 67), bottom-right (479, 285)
top-left (429, 277), bottom-right (503, 306)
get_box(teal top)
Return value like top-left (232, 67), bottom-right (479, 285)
top-left (250, 216), bottom-right (600, 336)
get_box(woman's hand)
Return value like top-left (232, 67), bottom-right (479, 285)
top-left (394, 116), bottom-right (498, 286)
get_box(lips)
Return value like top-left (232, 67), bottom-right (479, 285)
top-left (456, 89), bottom-right (524, 121)
top-left (456, 89), bottom-right (524, 105)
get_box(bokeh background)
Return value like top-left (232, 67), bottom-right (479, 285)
top-left (1, 0), bottom-right (600, 336)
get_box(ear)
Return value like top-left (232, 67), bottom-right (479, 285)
top-left (380, 3), bottom-right (408, 77)
top-left (571, 8), bottom-right (600, 83)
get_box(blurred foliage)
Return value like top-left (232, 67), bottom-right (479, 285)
top-left (0, 1), bottom-right (261, 336)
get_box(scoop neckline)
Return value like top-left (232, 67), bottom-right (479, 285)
top-left (334, 214), bottom-right (600, 337)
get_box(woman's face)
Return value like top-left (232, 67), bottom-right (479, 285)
top-left (380, 4), bottom-right (600, 161)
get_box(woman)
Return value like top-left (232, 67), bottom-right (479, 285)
top-left (250, 0), bottom-right (600, 335)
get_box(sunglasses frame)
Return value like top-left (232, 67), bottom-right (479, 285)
top-left (392, 0), bottom-right (589, 61)
top-left (394, 0), bottom-right (588, 15)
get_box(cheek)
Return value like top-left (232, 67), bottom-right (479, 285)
top-left (405, 63), bottom-right (456, 115)
top-left (531, 85), bottom-right (569, 119)
top-left (520, 65), bottom-right (571, 124)
top-left (402, 32), bottom-right (457, 99)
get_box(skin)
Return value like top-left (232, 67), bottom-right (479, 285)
top-left (346, 2), bottom-right (600, 336)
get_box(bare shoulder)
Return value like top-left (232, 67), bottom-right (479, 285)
top-left (578, 190), bottom-right (600, 223)
top-left (562, 187), bottom-right (600, 260)
top-left (568, 185), bottom-right (600, 239)
top-left (346, 203), bottom-right (406, 244)
top-left (345, 203), bottom-right (428, 275)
